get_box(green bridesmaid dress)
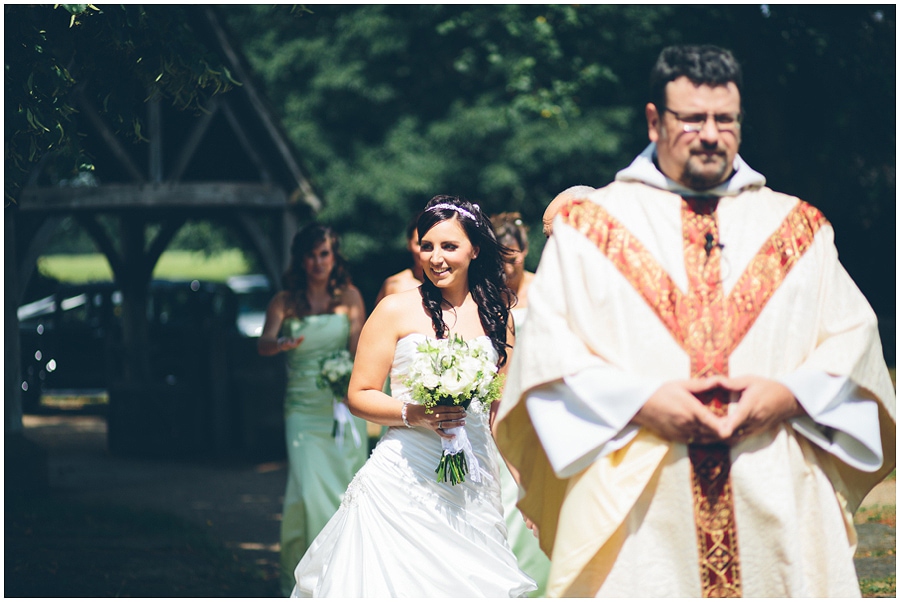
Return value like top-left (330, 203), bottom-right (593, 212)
top-left (279, 313), bottom-right (368, 595)
top-left (499, 306), bottom-right (551, 596)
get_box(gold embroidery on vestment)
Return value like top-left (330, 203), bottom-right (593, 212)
top-left (561, 198), bottom-right (826, 597)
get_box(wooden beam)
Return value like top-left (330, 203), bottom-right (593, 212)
top-left (148, 95), bottom-right (163, 183)
top-left (76, 215), bottom-right (125, 278)
top-left (17, 214), bottom-right (65, 303)
top-left (168, 96), bottom-right (220, 183)
top-left (220, 99), bottom-right (273, 184)
top-left (144, 217), bottom-right (187, 279)
top-left (235, 211), bottom-right (284, 290)
top-left (18, 183), bottom-right (288, 212)
top-left (75, 88), bottom-right (146, 184)
top-left (202, 7), bottom-right (322, 212)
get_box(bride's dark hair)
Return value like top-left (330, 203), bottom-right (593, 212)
top-left (417, 195), bottom-right (513, 366)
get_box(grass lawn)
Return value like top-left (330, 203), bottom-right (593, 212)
top-left (861, 576), bottom-right (896, 598)
top-left (37, 250), bottom-right (252, 284)
top-left (857, 471), bottom-right (896, 598)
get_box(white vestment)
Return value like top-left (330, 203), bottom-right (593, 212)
top-left (495, 145), bottom-right (896, 597)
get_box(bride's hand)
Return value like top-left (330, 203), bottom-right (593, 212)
top-left (523, 514), bottom-right (539, 539)
top-left (277, 336), bottom-right (304, 352)
top-left (410, 404), bottom-right (466, 439)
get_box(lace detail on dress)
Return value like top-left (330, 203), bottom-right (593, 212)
top-left (341, 470), bottom-right (369, 509)
top-left (394, 449), bottom-right (495, 515)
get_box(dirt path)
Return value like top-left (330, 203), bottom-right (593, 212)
top-left (16, 414), bottom-right (286, 596)
top-left (11, 414), bottom-right (897, 597)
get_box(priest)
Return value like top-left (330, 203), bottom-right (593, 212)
top-left (496, 44), bottom-right (895, 598)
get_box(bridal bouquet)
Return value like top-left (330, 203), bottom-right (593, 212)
top-left (318, 349), bottom-right (361, 450)
top-left (404, 335), bottom-right (504, 485)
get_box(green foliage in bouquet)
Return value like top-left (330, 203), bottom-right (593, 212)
top-left (403, 335), bottom-right (504, 485)
top-left (408, 370), bottom-right (504, 414)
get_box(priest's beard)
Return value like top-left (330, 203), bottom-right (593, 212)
top-left (680, 154), bottom-right (731, 190)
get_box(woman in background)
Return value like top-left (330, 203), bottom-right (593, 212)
top-left (491, 212), bottom-right (535, 328)
top-left (374, 212), bottom-right (424, 305)
top-left (490, 212), bottom-right (550, 597)
top-left (258, 223), bottom-right (368, 596)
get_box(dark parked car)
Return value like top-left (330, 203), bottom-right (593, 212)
top-left (17, 279), bottom-right (241, 412)
top-left (18, 275), bottom-right (287, 461)
top-left (226, 274), bottom-right (273, 338)
top-left (18, 282), bottom-right (120, 412)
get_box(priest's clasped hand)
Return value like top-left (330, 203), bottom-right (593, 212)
top-left (632, 375), bottom-right (805, 445)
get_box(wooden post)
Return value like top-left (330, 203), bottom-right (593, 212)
top-left (5, 203), bottom-right (48, 492)
top-left (5, 204), bottom-right (23, 436)
top-left (118, 215), bottom-right (153, 383)
top-left (148, 95), bottom-right (163, 183)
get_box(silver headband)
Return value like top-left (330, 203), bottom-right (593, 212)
top-left (429, 203), bottom-right (477, 221)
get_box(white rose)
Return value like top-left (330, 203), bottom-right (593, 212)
top-left (410, 356), bottom-right (432, 377)
top-left (455, 361), bottom-right (480, 391)
top-left (459, 355), bottom-right (484, 377)
top-left (440, 368), bottom-right (470, 397)
top-left (420, 371), bottom-right (441, 390)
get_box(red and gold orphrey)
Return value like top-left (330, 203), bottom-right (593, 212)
top-left (561, 197), bottom-right (826, 598)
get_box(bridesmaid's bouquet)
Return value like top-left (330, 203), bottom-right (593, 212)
top-left (404, 335), bottom-right (504, 485)
top-left (318, 349), bottom-right (361, 450)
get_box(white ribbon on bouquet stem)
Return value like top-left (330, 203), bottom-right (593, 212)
top-left (441, 425), bottom-right (492, 483)
top-left (333, 399), bottom-right (362, 450)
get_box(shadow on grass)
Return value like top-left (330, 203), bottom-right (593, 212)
top-left (5, 492), bottom-right (280, 597)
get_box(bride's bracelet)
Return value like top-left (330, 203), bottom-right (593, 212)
top-left (401, 402), bottom-right (412, 428)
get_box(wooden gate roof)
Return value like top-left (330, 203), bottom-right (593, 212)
top-left (19, 6), bottom-right (319, 211)
top-left (14, 6), bottom-right (320, 296)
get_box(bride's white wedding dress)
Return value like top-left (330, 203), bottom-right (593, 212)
top-left (291, 333), bottom-right (537, 598)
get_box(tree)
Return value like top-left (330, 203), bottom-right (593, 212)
top-left (223, 5), bottom-right (894, 328)
top-left (13, 5), bottom-right (889, 333)
top-left (224, 4), bottom-right (672, 287)
top-left (5, 4), bottom-right (239, 204)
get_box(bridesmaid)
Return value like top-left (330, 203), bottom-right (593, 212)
top-left (490, 212), bottom-right (535, 329)
top-left (374, 212), bottom-right (424, 305)
top-left (258, 223), bottom-right (368, 596)
top-left (490, 212), bottom-right (550, 597)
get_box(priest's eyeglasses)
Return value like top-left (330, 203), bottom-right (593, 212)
top-left (662, 107), bottom-right (742, 134)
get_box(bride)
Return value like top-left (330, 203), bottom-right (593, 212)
top-left (291, 196), bottom-right (537, 598)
